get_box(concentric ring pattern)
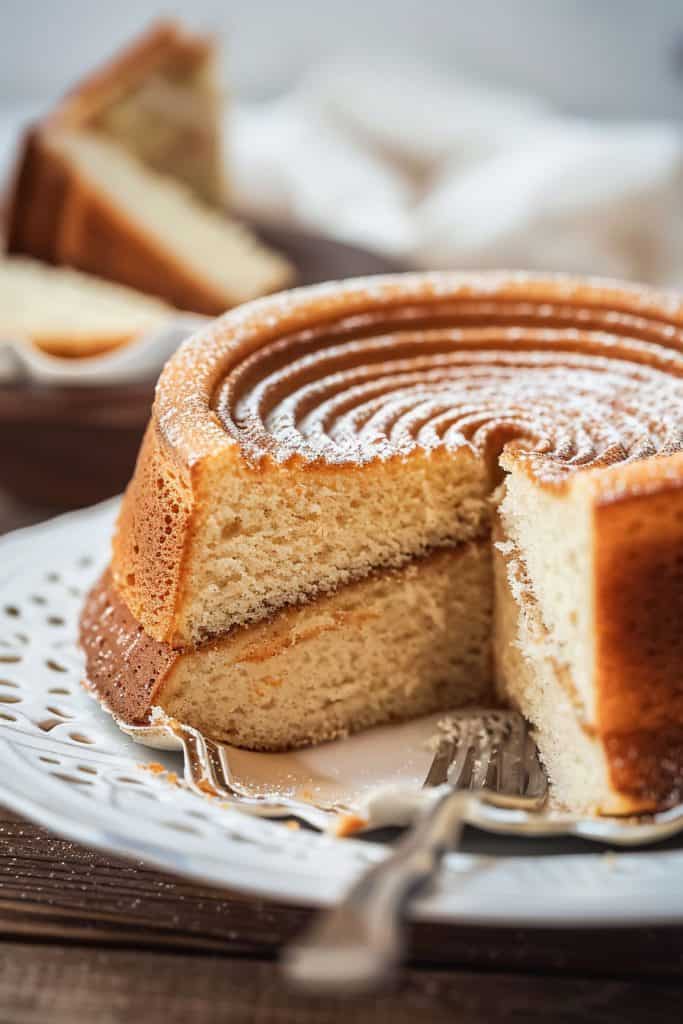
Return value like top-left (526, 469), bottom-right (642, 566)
top-left (190, 274), bottom-right (683, 482)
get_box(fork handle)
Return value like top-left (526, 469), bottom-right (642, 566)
top-left (282, 788), bottom-right (471, 995)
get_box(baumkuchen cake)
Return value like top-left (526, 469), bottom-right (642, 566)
top-left (80, 272), bottom-right (683, 814)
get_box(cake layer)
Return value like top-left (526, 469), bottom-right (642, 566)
top-left (81, 543), bottom-right (493, 750)
top-left (115, 427), bottom-right (490, 647)
top-left (109, 273), bottom-right (683, 652)
top-left (493, 518), bottom-right (683, 814)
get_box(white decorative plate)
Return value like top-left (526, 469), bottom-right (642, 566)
top-left (1, 500), bottom-right (683, 926)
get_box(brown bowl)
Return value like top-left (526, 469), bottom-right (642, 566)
top-left (0, 226), bottom-right (402, 514)
top-left (0, 380), bottom-right (155, 508)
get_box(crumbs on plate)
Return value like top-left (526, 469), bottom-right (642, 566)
top-left (140, 762), bottom-right (179, 786)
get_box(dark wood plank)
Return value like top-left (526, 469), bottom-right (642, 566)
top-left (0, 941), bottom-right (680, 1024)
top-left (0, 812), bottom-right (682, 980)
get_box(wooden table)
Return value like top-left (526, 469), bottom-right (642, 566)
top-left (1, 498), bottom-right (682, 1022)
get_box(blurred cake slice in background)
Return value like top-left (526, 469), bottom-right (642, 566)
top-left (0, 256), bottom-right (172, 357)
top-left (41, 18), bottom-right (227, 206)
top-left (4, 19), bottom-right (294, 313)
top-left (7, 129), bottom-right (293, 314)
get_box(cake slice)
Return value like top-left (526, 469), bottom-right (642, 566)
top-left (43, 18), bottom-right (228, 206)
top-left (82, 544), bottom-right (493, 750)
top-left (5, 21), bottom-right (293, 313)
top-left (0, 255), bottom-right (172, 357)
top-left (8, 130), bottom-right (293, 315)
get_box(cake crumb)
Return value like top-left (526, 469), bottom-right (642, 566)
top-left (197, 777), bottom-right (219, 796)
top-left (141, 763), bottom-right (180, 787)
top-left (335, 813), bottom-right (368, 837)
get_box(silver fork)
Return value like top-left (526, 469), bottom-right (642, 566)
top-left (282, 710), bottom-right (548, 995)
top-left (122, 717), bottom-right (333, 830)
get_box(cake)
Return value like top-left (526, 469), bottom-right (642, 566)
top-left (80, 272), bottom-right (683, 815)
top-left (0, 255), bottom-right (172, 357)
top-left (28, 18), bottom-right (227, 205)
top-left (5, 21), bottom-right (293, 313)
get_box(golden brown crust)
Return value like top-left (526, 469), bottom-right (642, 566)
top-left (52, 145), bottom-right (228, 314)
top-left (593, 453), bottom-right (683, 737)
top-left (591, 454), bottom-right (683, 804)
top-left (80, 568), bottom-right (178, 723)
top-left (604, 729), bottom-right (683, 810)
top-left (5, 129), bottom-right (68, 260)
top-left (111, 422), bottom-right (195, 646)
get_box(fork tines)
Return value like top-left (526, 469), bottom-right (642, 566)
top-left (425, 710), bottom-right (547, 802)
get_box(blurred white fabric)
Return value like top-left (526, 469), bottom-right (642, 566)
top-left (231, 56), bottom-right (683, 286)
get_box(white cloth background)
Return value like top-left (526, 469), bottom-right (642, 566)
top-left (230, 56), bottom-right (683, 287)
top-left (3, 55), bottom-right (683, 383)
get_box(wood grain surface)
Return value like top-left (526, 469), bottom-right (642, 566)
top-left (0, 808), bottom-right (680, 1023)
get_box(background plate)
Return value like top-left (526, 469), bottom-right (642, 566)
top-left (0, 224), bottom-right (403, 510)
top-left (1, 501), bottom-right (683, 926)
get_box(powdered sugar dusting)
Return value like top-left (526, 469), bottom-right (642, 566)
top-left (152, 271), bottom-right (683, 484)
